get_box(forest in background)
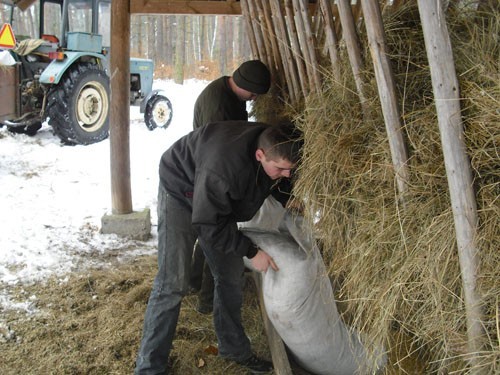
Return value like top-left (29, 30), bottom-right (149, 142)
top-left (130, 14), bottom-right (252, 81)
top-left (0, 2), bottom-right (252, 81)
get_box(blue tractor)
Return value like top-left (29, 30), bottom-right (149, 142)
top-left (0, 0), bottom-right (173, 145)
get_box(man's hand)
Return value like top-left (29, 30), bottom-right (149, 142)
top-left (251, 249), bottom-right (279, 273)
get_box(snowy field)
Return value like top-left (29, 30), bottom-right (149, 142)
top-left (0, 79), bottom-right (208, 312)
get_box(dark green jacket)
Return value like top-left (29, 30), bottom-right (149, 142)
top-left (193, 76), bottom-right (248, 129)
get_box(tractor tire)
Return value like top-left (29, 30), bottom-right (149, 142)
top-left (46, 63), bottom-right (110, 145)
top-left (144, 95), bottom-right (173, 131)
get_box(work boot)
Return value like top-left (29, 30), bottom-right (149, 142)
top-left (196, 301), bottom-right (213, 315)
top-left (235, 354), bottom-right (273, 374)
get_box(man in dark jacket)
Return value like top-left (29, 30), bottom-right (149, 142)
top-left (190, 60), bottom-right (272, 313)
top-left (193, 59), bottom-right (271, 130)
top-left (134, 121), bottom-right (301, 375)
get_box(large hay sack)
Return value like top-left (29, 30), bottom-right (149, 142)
top-left (241, 197), bottom-right (387, 375)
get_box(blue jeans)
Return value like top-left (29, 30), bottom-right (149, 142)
top-left (135, 184), bottom-right (251, 374)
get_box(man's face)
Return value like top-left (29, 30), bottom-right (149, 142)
top-left (237, 88), bottom-right (258, 101)
top-left (256, 149), bottom-right (295, 180)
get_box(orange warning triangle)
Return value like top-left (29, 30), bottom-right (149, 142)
top-left (0, 23), bottom-right (16, 49)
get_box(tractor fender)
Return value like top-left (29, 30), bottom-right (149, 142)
top-left (140, 89), bottom-right (169, 114)
top-left (39, 51), bottom-right (106, 84)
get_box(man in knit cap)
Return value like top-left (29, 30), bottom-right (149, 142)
top-left (193, 59), bottom-right (271, 129)
top-left (190, 60), bottom-right (272, 314)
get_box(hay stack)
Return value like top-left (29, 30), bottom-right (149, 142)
top-left (257, 4), bottom-right (499, 374)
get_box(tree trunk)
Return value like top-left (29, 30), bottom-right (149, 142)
top-left (218, 16), bottom-right (228, 74)
top-left (174, 15), bottom-right (185, 84)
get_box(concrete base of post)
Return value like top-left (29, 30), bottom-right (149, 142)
top-left (100, 208), bottom-right (151, 241)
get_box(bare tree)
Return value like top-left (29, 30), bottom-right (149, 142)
top-left (174, 15), bottom-right (185, 84)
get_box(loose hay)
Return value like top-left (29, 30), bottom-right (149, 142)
top-left (253, 3), bottom-right (499, 374)
top-left (0, 256), bottom-right (273, 374)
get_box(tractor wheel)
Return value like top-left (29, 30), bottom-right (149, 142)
top-left (46, 63), bottom-right (110, 145)
top-left (144, 95), bottom-right (173, 131)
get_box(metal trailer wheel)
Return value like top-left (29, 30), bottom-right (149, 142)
top-left (144, 95), bottom-right (173, 130)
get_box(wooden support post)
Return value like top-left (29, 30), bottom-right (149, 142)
top-left (240, 0), bottom-right (259, 58)
top-left (270, 0), bottom-right (301, 105)
top-left (297, 0), bottom-right (322, 95)
top-left (110, 0), bottom-right (132, 214)
top-left (312, 1), bottom-right (324, 41)
top-left (361, 0), bottom-right (409, 203)
top-left (337, 0), bottom-right (369, 118)
top-left (244, 0), bottom-right (267, 62)
top-left (417, 1), bottom-right (485, 370)
top-left (292, 0), bottom-right (322, 95)
top-left (252, 272), bottom-right (293, 375)
top-left (259, 0), bottom-right (284, 88)
top-left (319, 0), bottom-right (341, 82)
top-left (254, 0), bottom-right (276, 74)
top-left (284, 0), bottom-right (309, 95)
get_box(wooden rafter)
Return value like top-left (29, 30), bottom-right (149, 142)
top-left (129, 0), bottom-right (318, 15)
top-left (130, 0), bottom-right (242, 15)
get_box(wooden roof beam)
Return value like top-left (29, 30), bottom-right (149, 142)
top-left (129, 0), bottom-right (318, 15)
top-left (130, 0), bottom-right (242, 15)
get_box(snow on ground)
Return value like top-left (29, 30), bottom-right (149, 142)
top-left (0, 79), bottom-right (208, 313)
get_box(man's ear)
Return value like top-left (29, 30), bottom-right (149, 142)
top-left (255, 148), bottom-right (265, 161)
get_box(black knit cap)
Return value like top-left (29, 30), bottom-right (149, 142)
top-left (232, 60), bottom-right (271, 94)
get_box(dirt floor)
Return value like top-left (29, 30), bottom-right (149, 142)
top-left (1, 251), bottom-right (426, 375)
top-left (0, 253), bottom-right (313, 375)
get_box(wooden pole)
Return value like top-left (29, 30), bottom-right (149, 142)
top-left (110, 0), bottom-right (132, 214)
top-left (291, 0), bottom-right (314, 92)
top-left (417, 1), bottom-right (485, 370)
top-left (259, 0), bottom-right (284, 86)
top-left (270, 0), bottom-right (301, 105)
top-left (361, 0), bottom-right (409, 203)
top-left (284, 0), bottom-right (309, 95)
top-left (312, 1), bottom-right (324, 42)
top-left (240, 0), bottom-right (259, 58)
top-left (245, 0), bottom-right (267, 62)
top-left (253, 0), bottom-right (275, 74)
top-left (319, 0), bottom-right (341, 82)
top-left (252, 272), bottom-right (293, 375)
top-left (292, 0), bottom-right (319, 95)
top-left (295, 0), bottom-right (322, 95)
top-left (337, 0), bottom-right (369, 118)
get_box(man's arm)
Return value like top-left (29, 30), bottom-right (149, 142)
top-left (192, 172), bottom-right (257, 259)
